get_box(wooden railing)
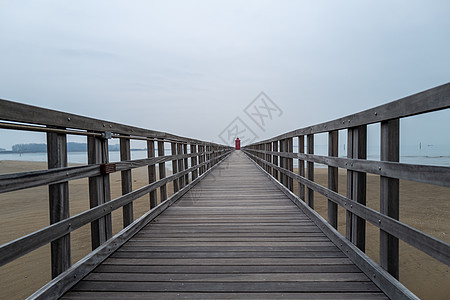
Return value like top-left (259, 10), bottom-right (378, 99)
top-left (0, 99), bottom-right (233, 298)
top-left (243, 83), bottom-right (450, 300)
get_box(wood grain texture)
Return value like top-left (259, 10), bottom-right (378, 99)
top-left (63, 151), bottom-right (385, 299)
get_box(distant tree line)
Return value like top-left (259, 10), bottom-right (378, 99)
top-left (10, 143), bottom-right (122, 153)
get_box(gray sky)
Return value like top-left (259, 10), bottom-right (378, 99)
top-left (0, 0), bottom-right (449, 149)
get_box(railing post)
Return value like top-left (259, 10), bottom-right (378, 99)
top-left (158, 140), bottom-right (167, 201)
top-left (147, 140), bottom-right (157, 209)
top-left (191, 144), bottom-right (198, 180)
top-left (47, 128), bottom-right (70, 278)
top-left (198, 145), bottom-right (203, 175)
top-left (288, 137), bottom-right (294, 192)
top-left (328, 130), bottom-right (338, 229)
top-left (380, 119), bottom-right (400, 278)
top-left (298, 135), bottom-right (305, 201)
top-left (88, 134), bottom-right (112, 250)
top-left (177, 143), bottom-right (184, 189)
top-left (273, 141), bottom-right (278, 180)
top-left (307, 134), bottom-right (314, 208)
top-left (267, 142), bottom-right (272, 175)
top-left (280, 139), bottom-right (286, 186)
top-left (120, 136), bottom-right (133, 227)
top-left (348, 125), bottom-right (367, 251)
top-left (184, 143), bottom-right (189, 184)
top-left (171, 142), bottom-right (179, 193)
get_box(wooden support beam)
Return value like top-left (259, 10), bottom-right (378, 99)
top-left (87, 135), bottom-right (112, 250)
top-left (307, 134), bottom-right (314, 208)
top-left (351, 125), bottom-right (367, 251)
top-left (298, 135), bottom-right (305, 201)
top-left (380, 119), bottom-right (400, 279)
top-left (158, 141), bottom-right (167, 202)
top-left (120, 136), bottom-right (133, 227)
top-left (171, 142), bottom-right (179, 193)
top-left (147, 140), bottom-right (157, 209)
top-left (190, 144), bottom-right (198, 180)
top-left (288, 137), bottom-right (294, 192)
top-left (47, 128), bottom-right (71, 278)
top-left (184, 144), bottom-right (189, 184)
top-left (328, 130), bottom-right (338, 229)
top-left (177, 143), bottom-right (184, 188)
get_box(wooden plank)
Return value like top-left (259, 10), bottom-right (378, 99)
top-left (380, 119), bottom-right (399, 279)
top-left (120, 136), bottom-right (133, 227)
top-left (245, 153), bottom-right (419, 300)
top-left (328, 130), bottom-right (338, 229)
top-left (61, 292), bottom-right (388, 299)
top-left (28, 150), bottom-right (231, 300)
top-left (147, 140), bottom-right (157, 208)
top-left (47, 128), bottom-right (71, 278)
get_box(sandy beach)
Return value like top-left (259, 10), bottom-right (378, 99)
top-left (0, 160), bottom-right (449, 299)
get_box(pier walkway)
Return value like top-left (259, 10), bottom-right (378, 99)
top-left (62, 152), bottom-right (386, 299)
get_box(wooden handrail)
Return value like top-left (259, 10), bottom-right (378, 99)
top-left (0, 99), bottom-right (233, 287)
top-left (243, 83), bottom-right (450, 299)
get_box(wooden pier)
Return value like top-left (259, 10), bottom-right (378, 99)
top-left (0, 83), bottom-right (449, 299)
top-left (62, 151), bottom-right (386, 299)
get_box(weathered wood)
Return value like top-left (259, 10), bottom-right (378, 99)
top-left (351, 125), bottom-right (367, 252)
top-left (171, 142), bottom-right (179, 193)
top-left (28, 150), bottom-right (231, 300)
top-left (184, 143), bottom-right (189, 184)
top-left (47, 129), bottom-right (71, 278)
top-left (240, 83), bottom-right (450, 143)
top-left (328, 130), bottom-right (338, 229)
top-left (120, 136), bottom-right (133, 227)
top-left (243, 149), bottom-right (450, 187)
top-left (288, 137), bottom-right (294, 191)
top-left (177, 143), bottom-right (185, 188)
top-left (298, 135), bottom-right (305, 201)
top-left (61, 152), bottom-right (384, 299)
top-left (158, 140), bottom-right (167, 201)
top-left (380, 119), bottom-right (399, 279)
top-left (244, 150), bottom-right (450, 267)
top-left (346, 128), bottom-right (354, 240)
top-left (0, 98), bottom-right (232, 146)
top-left (272, 141), bottom-right (278, 179)
top-left (88, 135), bottom-right (112, 250)
top-left (307, 134), bottom-right (314, 208)
top-left (147, 140), bottom-right (157, 208)
top-left (190, 144), bottom-right (198, 180)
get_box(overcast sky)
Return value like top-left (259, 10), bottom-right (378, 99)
top-left (0, 0), bottom-right (449, 149)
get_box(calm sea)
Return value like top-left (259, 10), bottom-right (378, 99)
top-left (0, 146), bottom-right (449, 168)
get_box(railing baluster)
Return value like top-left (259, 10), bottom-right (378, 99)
top-left (273, 141), bottom-right (278, 180)
top-left (184, 143), bottom-right (189, 184)
top-left (380, 119), bottom-right (400, 278)
top-left (87, 134), bottom-right (112, 250)
top-left (351, 125), bottom-right (367, 251)
top-left (328, 130), bottom-right (338, 229)
top-left (307, 134), bottom-right (314, 208)
top-left (158, 140), bottom-right (167, 201)
top-left (120, 135), bottom-right (133, 227)
top-left (288, 137), bottom-right (294, 192)
top-left (147, 140), bottom-right (157, 209)
top-left (177, 143), bottom-right (184, 188)
top-left (191, 144), bottom-right (198, 180)
top-left (171, 142), bottom-right (179, 193)
top-left (47, 128), bottom-right (71, 278)
top-left (298, 135), bottom-right (305, 201)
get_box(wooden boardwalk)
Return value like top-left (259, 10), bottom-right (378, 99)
top-left (62, 151), bottom-right (387, 299)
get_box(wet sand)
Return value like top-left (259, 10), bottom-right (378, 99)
top-left (0, 161), bottom-right (449, 299)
